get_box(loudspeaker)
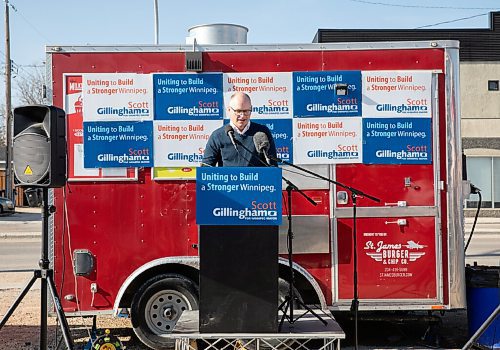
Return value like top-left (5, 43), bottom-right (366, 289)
top-left (13, 105), bottom-right (66, 187)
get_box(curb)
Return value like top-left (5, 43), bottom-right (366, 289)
top-left (0, 233), bottom-right (42, 239)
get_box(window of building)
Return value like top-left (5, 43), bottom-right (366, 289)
top-left (466, 156), bottom-right (500, 208)
top-left (488, 80), bottom-right (499, 91)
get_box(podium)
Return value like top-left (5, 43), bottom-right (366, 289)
top-left (197, 167), bottom-right (282, 333)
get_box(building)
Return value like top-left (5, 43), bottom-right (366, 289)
top-left (314, 11), bottom-right (500, 217)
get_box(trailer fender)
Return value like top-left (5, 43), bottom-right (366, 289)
top-left (113, 256), bottom-right (199, 315)
top-left (278, 257), bottom-right (327, 309)
top-left (113, 256), bottom-right (327, 314)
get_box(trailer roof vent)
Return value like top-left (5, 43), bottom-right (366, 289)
top-left (187, 23), bottom-right (248, 45)
top-left (185, 51), bottom-right (203, 72)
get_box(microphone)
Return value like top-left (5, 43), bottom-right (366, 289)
top-left (224, 124), bottom-right (238, 151)
top-left (253, 132), bottom-right (271, 165)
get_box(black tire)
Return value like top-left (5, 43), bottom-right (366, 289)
top-left (131, 274), bottom-right (199, 350)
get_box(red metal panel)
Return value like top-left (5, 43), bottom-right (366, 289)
top-left (203, 49), bottom-right (445, 72)
top-left (53, 175), bottom-right (199, 310)
top-left (335, 164), bottom-right (435, 207)
top-left (49, 47), bottom-right (448, 311)
top-left (290, 254), bottom-right (333, 305)
top-left (281, 191), bottom-right (332, 304)
top-left (285, 190), bottom-right (330, 215)
top-left (337, 217), bottom-right (437, 300)
top-left (437, 74), bottom-right (449, 304)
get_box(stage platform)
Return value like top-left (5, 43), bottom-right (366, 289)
top-left (171, 310), bottom-right (346, 350)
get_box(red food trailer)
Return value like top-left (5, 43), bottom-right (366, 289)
top-left (47, 35), bottom-right (466, 349)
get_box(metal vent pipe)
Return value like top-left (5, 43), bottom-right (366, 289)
top-left (187, 23), bottom-right (248, 44)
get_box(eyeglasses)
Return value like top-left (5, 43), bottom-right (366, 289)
top-left (229, 107), bottom-right (252, 116)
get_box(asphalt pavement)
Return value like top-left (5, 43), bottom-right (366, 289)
top-left (0, 207), bottom-right (42, 238)
top-left (1, 207), bottom-right (498, 265)
top-left (0, 207), bottom-right (493, 349)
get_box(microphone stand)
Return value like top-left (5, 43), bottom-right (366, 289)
top-left (234, 138), bottom-right (328, 328)
top-left (269, 155), bottom-right (380, 350)
top-left (278, 177), bottom-right (328, 330)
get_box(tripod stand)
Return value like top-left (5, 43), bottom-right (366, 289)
top-left (0, 188), bottom-right (74, 350)
top-left (269, 156), bottom-right (379, 349)
top-left (278, 181), bottom-right (328, 331)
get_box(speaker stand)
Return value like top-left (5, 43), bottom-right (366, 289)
top-left (0, 188), bottom-right (74, 350)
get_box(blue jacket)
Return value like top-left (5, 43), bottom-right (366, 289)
top-left (202, 122), bottom-right (277, 167)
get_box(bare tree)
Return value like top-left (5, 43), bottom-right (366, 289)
top-left (14, 64), bottom-right (45, 105)
top-left (0, 64), bottom-right (45, 158)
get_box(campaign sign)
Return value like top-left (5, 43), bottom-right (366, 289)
top-left (293, 71), bottom-right (362, 117)
top-left (154, 73), bottom-right (223, 120)
top-left (262, 119), bottom-right (293, 163)
top-left (293, 117), bottom-right (362, 164)
top-left (153, 120), bottom-right (221, 167)
top-left (363, 118), bottom-right (432, 164)
top-left (223, 72), bottom-right (293, 119)
top-left (82, 73), bottom-right (153, 122)
top-left (362, 71), bottom-right (432, 117)
top-left (196, 167), bottom-right (282, 226)
top-left (83, 121), bottom-right (153, 168)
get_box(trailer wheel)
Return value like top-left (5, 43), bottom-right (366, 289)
top-left (131, 274), bottom-right (199, 350)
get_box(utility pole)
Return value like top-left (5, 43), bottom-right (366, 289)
top-left (4, 0), bottom-right (13, 201)
top-left (154, 0), bottom-right (159, 45)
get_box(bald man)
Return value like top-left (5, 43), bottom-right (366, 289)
top-left (202, 92), bottom-right (277, 167)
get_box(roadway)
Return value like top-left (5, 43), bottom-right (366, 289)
top-left (0, 208), bottom-right (496, 349)
top-left (0, 208), bottom-right (498, 284)
top-left (0, 208), bottom-right (500, 270)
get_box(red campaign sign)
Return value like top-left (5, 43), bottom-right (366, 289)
top-left (337, 216), bottom-right (437, 300)
top-left (64, 75), bottom-right (136, 180)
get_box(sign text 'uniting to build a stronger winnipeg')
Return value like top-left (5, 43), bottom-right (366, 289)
top-left (80, 70), bottom-right (432, 168)
top-left (196, 167), bottom-right (283, 226)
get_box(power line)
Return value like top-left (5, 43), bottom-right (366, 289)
top-left (415, 12), bottom-right (490, 29)
top-left (8, 1), bottom-right (51, 42)
top-left (347, 0), bottom-right (500, 10)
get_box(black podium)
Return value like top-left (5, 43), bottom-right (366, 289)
top-left (199, 225), bottom-right (278, 333)
top-left (196, 167), bottom-right (282, 334)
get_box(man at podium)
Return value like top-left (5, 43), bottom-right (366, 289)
top-left (202, 92), bottom-right (277, 167)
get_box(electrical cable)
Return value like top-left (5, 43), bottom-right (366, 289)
top-left (464, 185), bottom-right (482, 253)
top-left (8, 1), bottom-right (52, 42)
top-left (346, 0), bottom-right (499, 10)
top-left (415, 13), bottom-right (491, 29)
top-left (63, 186), bottom-right (93, 340)
top-left (344, 0), bottom-right (498, 29)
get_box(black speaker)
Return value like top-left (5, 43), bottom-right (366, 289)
top-left (13, 105), bottom-right (66, 187)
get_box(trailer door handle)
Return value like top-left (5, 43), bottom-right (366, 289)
top-left (385, 219), bottom-right (407, 226)
top-left (384, 201), bottom-right (407, 207)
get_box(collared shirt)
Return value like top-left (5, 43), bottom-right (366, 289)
top-left (230, 121), bottom-right (251, 135)
top-left (202, 121), bottom-right (277, 167)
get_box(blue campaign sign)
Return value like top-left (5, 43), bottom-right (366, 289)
top-left (362, 118), bottom-right (432, 164)
top-left (262, 119), bottom-right (293, 163)
top-left (196, 167), bottom-right (282, 226)
top-left (83, 121), bottom-right (153, 168)
top-left (154, 73), bottom-right (224, 120)
top-left (293, 71), bottom-right (362, 117)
